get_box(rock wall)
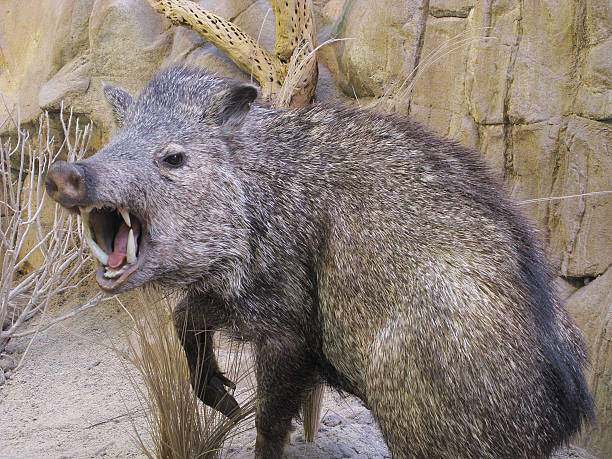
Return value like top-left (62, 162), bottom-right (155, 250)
top-left (0, 0), bottom-right (610, 455)
top-left (566, 270), bottom-right (612, 456)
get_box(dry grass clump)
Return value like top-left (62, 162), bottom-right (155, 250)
top-left (0, 104), bottom-right (101, 366)
top-left (374, 28), bottom-right (499, 113)
top-left (120, 289), bottom-right (256, 458)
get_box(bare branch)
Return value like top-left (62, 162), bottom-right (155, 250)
top-left (146, 0), bottom-right (319, 106)
top-left (271, 0), bottom-right (316, 61)
top-left (146, 0), bottom-right (286, 99)
top-left (6, 293), bottom-right (110, 339)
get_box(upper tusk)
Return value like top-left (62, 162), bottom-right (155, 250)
top-left (79, 208), bottom-right (90, 234)
top-left (119, 208), bottom-right (131, 227)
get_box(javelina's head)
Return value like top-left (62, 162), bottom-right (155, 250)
top-left (45, 66), bottom-right (258, 294)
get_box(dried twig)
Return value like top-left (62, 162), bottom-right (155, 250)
top-left (9, 292), bottom-right (112, 339)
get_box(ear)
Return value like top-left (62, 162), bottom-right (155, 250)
top-left (214, 84), bottom-right (258, 130)
top-left (103, 84), bottom-right (133, 125)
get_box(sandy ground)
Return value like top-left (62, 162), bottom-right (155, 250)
top-left (1, 288), bottom-right (147, 458)
top-left (0, 284), bottom-right (598, 459)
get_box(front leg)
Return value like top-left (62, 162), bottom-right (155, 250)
top-left (173, 293), bottom-right (239, 418)
top-left (254, 339), bottom-right (318, 459)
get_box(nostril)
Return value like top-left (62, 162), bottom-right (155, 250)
top-left (68, 173), bottom-right (81, 189)
top-left (45, 175), bottom-right (59, 195)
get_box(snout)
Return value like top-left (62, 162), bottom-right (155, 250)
top-left (45, 161), bottom-right (88, 209)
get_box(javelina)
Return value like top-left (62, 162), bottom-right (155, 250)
top-left (46, 65), bottom-right (593, 458)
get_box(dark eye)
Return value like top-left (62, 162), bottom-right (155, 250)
top-left (162, 153), bottom-right (184, 168)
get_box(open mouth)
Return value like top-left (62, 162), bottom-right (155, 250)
top-left (80, 205), bottom-right (145, 291)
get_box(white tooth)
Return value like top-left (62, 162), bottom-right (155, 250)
top-left (104, 266), bottom-right (127, 278)
top-left (79, 208), bottom-right (88, 219)
top-left (119, 208), bottom-right (131, 227)
top-left (79, 207), bottom-right (90, 231)
top-left (126, 229), bottom-right (136, 264)
top-left (85, 235), bottom-right (109, 265)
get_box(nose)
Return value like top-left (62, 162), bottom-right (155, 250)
top-left (45, 161), bottom-right (88, 209)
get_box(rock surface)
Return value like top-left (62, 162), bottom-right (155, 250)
top-left (0, 0), bottom-right (610, 455)
top-left (1, 1), bottom-right (609, 272)
top-left (566, 267), bottom-right (612, 457)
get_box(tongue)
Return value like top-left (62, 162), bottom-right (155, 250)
top-left (108, 219), bottom-right (142, 269)
top-left (108, 222), bottom-right (131, 269)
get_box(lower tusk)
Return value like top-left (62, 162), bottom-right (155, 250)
top-left (126, 229), bottom-right (136, 264)
top-left (104, 266), bottom-right (127, 278)
top-left (85, 235), bottom-right (109, 265)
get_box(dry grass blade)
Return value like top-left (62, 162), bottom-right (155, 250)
top-left (276, 37), bottom-right (353, 108)
top-left (519, 191), bottom-right (612, 204)
top-left (302, 383), bottom-right (324, 442)
top-left (118, 290), bottom-right (256, 458)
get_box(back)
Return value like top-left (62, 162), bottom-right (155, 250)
top-left (238, 103), bottom-right (594, 457)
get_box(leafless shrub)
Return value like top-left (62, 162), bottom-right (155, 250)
top-left (0, 103), bottom-right (99, 363)
top-left (119, 289), bottom-right (256, 458)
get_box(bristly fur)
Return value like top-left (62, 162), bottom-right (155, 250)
top-left (54, 65), bottom-right (593, 458)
